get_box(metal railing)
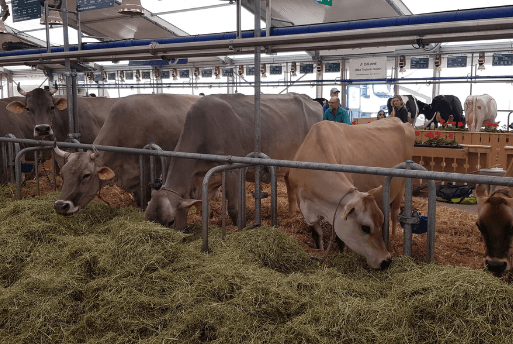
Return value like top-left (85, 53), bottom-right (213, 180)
top-left (3, 136), bottom-right (513, 263)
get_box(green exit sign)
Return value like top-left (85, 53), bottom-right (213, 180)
top-left (315, 0), bottom-right (332, 6)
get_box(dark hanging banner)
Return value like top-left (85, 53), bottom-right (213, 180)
top-left (201, 69), bottom-right (212, 78)
top-left (180, 70), bottom-right (190, 78)
top-left (161, 70), bottom-right (170, 79)
top-left (246, 67), bottom-right (255, 76)
top-left (492, 54), bottom-right (513, 66)
top-left (300, 63), bottom-right (314, 74)
top-left (223, 68), bottom-right (234, 77)
top-left (12, 0), bottom-right (41, 22)
top-left (324, 62), bottom-right (341, 73)
top-left (77, 0), bottom-right (115, 12)
top-left (447, 56), bottom-right (467, 68)
top-left (410, 57), bottom-right (429, 69)
top-left (270, 65), bottom-right (282, 75)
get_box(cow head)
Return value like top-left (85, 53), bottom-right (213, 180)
top-left (6, 83), bottom-right (67, 139)
top-left (53, 146), bottom-right (115, 215)
top-left (476, 184), bottom-right (513, 275)
top-left (335, 187), bottom-right (392, 270)
top-left (145, 188), bottom-right (200, 231)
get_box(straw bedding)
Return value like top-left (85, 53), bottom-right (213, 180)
top-left (1, 181), bottom-right (513, 343)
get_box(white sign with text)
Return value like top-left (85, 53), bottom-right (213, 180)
top-left (349, 57), bottom-right (387, 80)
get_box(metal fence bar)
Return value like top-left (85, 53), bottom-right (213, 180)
top-left (222, 171), bottom-right (226, 238)
top-left (403, 161), bottom-right (413, 256)
top-left (202, 163), bottom-right (249, 252)
top-left (14, 146), bottom-right (52, 199)
top-left (3, 137), bottom-right (513, 187)
top-left (34, 151), bottom-right (39, 197)
top-left (239, 167), bottom-right (246, 230)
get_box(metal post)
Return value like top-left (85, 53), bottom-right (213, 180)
top-left (470, 53), bottom-right (474, 96)
top-left (222, 171), bottom-right (226, 238)
top-left (341, 59), bottom-right (347, 109)
top-left (236, 0), bottom-right (242, 39)
top-left (62, 0), bottom-right (74, 143)
top-left (35, 151), bottom-right (39, 196)
top-left (239, 167), bottom-right (246, 230)
top-left (403, 161), bottom-right (413, 256)
top-left (432, 67), bottom-right (440, 100)
top-left (139, 154), bottom-right (145, 208)
top-left (76, 8), bottom-right (82, 50)
top-left (265, 0), bottom-right (272, 40)
top-left (44, 1), bottom-right (51, 53)
top-left (72, 69), bottom-right (79, 138)
top-left (394, 56), bottom-right (399, 95)
top-left (254, 0), bottom-right (262, 226)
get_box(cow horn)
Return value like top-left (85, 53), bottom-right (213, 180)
top-left (54, 145), bottom-right (70, 159)
top-left (90, 147), bottom-right (100, 160)
top-left (17, 83), bottom-right (27, 96)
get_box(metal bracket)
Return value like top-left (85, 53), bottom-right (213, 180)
top-left (398, 210), bottom-right (421, 225)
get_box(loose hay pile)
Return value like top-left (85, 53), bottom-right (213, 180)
top-left (1, 187), bottom-right (513, 343)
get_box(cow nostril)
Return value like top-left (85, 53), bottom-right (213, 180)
top-left (54, 201), bottom-right (70, 213)
top-left (485, 260), bottom-right (507, 273)
top-left (380, 258), bottom-right (392, 270)
top-left (35, 125), bottom-right (51, 134)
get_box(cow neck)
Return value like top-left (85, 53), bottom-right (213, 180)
top-left (161, 154), bottom-right (197, 198)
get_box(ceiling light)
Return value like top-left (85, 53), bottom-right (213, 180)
top-left (118, 0), bottom-right (144, 16)
top-left (399, 55), bottom-right (406, 73)
top-left (478, 52), bottom-right (486, 71)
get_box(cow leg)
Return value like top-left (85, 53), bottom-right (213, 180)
top-left (299, 200), bottom-right (324, 249)
top-left (390, 193), bottom-right (402, 236)
top-left (284, 172), bottom-right (297, 213)
top-left (335, 236), bottom-right (345, 252)
top-left (224, 171), bottom-right (239, 226)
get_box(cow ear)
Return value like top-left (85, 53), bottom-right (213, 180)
top-left (178, 199), bottom-right (201, 211)
top-left (6, 101), bottom-right (26, 113)
top-left (97, 166), bottom-right (115, 180)
top-left (54, 98), bottom-right (68, 110)
top-left (366, 186), bottom-right (382, 200)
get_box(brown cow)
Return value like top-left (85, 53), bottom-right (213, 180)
top-left (475, 160), bottom-right (513, 274)
top-left (285, 118), bottom-right (415, 269)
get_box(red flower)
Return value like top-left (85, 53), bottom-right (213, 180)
top-left (449, 133), bottom-right (454, 139)
top-left (451, 122), bottom-right (456, 125)
top-left (425, 132), bottom-right (434, 138)
top-left (415, 131), bottom-right (420, 136)
top-left (435, 131), bottom-right (441, 137)
top-left (491, 123), bottom-right (499, 127)
top-left (485, 122), bottom-right (493, 126)
top-left (439, 119), bottom-right (445, 124)
top-left (351, 120), bottom-right (356, 125)
top-left (368, 122), bottom-right (371, 123)
top-left (458, 122), bottom-right (463, 126)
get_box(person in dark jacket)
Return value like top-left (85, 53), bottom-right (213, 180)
top-left (390, 96), bottom-right (409, 123)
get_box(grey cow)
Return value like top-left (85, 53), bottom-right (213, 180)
top-left (145, 93), bottom-right (322, 230)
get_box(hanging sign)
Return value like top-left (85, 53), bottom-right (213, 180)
top-left (315, 0), bottom-right (332, 6)
top-left (300, 63), bottom-right (314, 74)
top-left (223, 68), bottom-right (234, 77)
top-left (410, 57), bottom-right (429, 69)
top-left (348, 57), bottom-right (387, 80)
top-left (492, 54), bottom-right (513, 66)
top-left (270, 65), bottom-right (282, 75)
top-left (77, 0), bottom-right (114, 12)
top-left (77, 74), bottom-right (85, 82)
top-left (180, 70), bottom-right (190, 78)
top-left (125, 71), bottom-right (134, 80)
top-left (201, 69), bottom-right (212, 78)
top-left (246, 67), bottom-right (255, 76)
top-left (12, 0), bottom-right (41, 22)
top-left (447, 56), bottom-right (467, 68)
top-left (107, 72), bottom-right (116, 81)
top-left (324, 62), bottom-right (341, 73)
top-left (161, 70), bottom-right (170, 79)
top-left (141, 71), bottom-right (151, 79)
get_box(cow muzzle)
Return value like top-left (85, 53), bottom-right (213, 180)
top-left (54, 200), bottom-right (79, 215)
top-left (380, 257), bottom-right (392, 270)
top-left (485, 258), bottom-right (510, 274)
top-left (34, 124), bottom-right (53, 138)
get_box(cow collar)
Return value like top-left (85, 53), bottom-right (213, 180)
top-left (160, 186), bottom-right (182, 198)
top-left (325, 187), bottom-right (358, 253)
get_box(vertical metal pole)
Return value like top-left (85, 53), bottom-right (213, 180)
top-left (35, 151), bottom-right (39, 196)
top-left (62, 0), bottom-right (74, 142)
top-left (236, 0), bottom-right (242, 39)
top-left (271, 166), bottom-right (277, 226)
top-left (238, 167), bottom-right (246, 230)
top-left (222, 171), bottom-right (226, 238)
top-left (265, 0), bottom-right (272, 39)
top-left (44, 1), bottom-right (51, 53)
top-left (51, 150), bottom-right (56, 191)
top-left (341, 60), bottom-right (347, 108)
top-left (48, 69), bottom-right (54, 90)
top-left (1, 141), bottom-right (7, 182)
top-left (254, 0), bottom-right (262, 226)
top-left (432, 66), bottom-right (440, 100)
top-left (76, 8), bottom-right (82, 50)
top-left (470, 53), bottom-right (474, 96)
top-left (72, 69), bottom-right (79, 137)
top-left (427, 180), bottom-right (437, 262)
top-left (394, 57), bottom-right (399, 95)
top-left (403, 160), bottom-right (413, 256)
top-left (139, 155), bottom-right (145, 209)
top-left (316, 61), bottom-right (323, 99)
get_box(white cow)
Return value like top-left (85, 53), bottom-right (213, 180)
top-left (464, 94), bottom-right (497, 132)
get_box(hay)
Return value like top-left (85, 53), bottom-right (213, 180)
top-left (1, 187), bottom-right (513, 343)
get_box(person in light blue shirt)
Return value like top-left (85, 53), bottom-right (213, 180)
top-left (323, 97), bottom-right (351, 124)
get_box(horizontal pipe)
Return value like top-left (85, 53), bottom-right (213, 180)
top-left (3, 137), bottom-right (513, 187)
top-left (1, 10), bottom-right (513, 63)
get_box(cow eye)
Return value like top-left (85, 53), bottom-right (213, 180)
top-left (50, 106), bottom-right (55, 111)
top-left (361, 225), bottom-right (371, 234)
top-left (82, 173), bottom-right (91, 180)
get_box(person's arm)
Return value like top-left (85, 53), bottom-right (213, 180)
top-left (323, 109), bottom-right (330, 120)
